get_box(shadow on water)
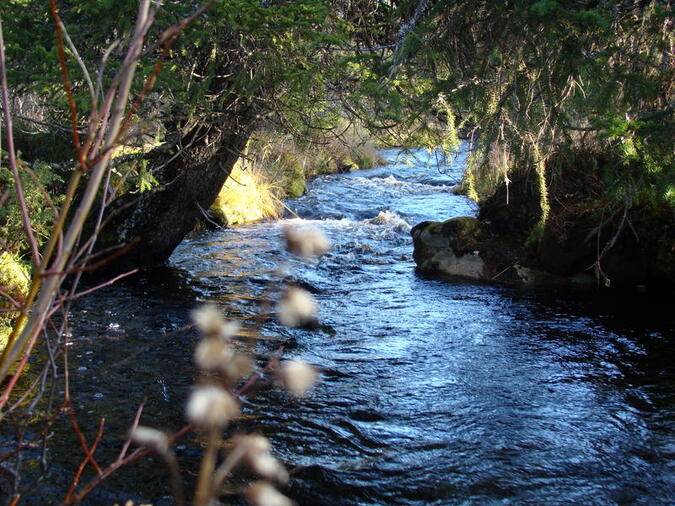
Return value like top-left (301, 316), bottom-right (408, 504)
top-left (5, 148), bottom-right (674, 504)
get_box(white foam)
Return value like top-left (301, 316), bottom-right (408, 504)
top-left (368, 210), bottom-right (412, 231)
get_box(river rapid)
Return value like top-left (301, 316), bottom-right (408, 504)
top-left (18, 148), bottom-right (674, 504)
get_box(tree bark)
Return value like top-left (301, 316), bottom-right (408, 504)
top-left (97, 108), bottom-right (255, 272)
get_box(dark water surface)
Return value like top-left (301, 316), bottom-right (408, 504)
top-left (16, 148), bottom-right (675, 504)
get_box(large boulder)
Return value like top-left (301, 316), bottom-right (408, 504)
top-left (411, 217), bottom-right (487, 279)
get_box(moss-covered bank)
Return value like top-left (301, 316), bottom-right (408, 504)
top-left (414, 155), bottom-right (675, 290)
top-left (0, 252), bottom-right (30, 349)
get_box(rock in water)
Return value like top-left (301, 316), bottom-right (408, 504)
top-left (411, 217), bottom-right (486, 280)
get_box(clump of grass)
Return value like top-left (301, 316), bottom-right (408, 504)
top-left (210, 161), bottom-right (283, 227)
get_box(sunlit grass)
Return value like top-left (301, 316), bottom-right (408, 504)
top-left (210, 162), bottom-right (283, 226)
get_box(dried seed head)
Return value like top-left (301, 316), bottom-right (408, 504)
top-left (234, 434), bottom-right (289, 483)
top-left (191, 304), bottom-right (239, 339)
top-left (130, 426), bottom-right (169, 455)
top-left (245, 481), bottom-right (293, 506)
top-left (276, 287), bottom-right (317, 327)
top-left (279, 360), bottom-right (317, 396)
top-left (249, 453), bottom-right (289, 484)
top-left (194, 338), bottom-right (234, 371)
top-left (186, 386), bottom-right (239, 428)
top-left (235, 434), bottom-right (272, 455)
top-left (283, 225), bottom-right (330, 258)
top-left (220, 353), bottom-right (253, 380)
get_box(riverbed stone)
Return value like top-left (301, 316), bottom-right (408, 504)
top-left (411, 217), bottom-right (487, 279)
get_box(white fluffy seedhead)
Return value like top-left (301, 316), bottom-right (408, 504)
top-left (186, 385), bottom-right (240, 428)
top-left (234, 434), bottom-right (289, 484)
top-left (283, 225), bottom-right (330, 259)
top-left (191, 304), bottom-right (239, 340)
top-left (276, 287), bottom-right (317, 327)
top-left (130, 426), bottom-right (170, 455)
top-left (194, 338), bottom-right (234, 371)
top-left (279, 360), bottom-right (318, 396)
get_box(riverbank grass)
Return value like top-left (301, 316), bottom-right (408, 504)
top-left (210, 162), bottom-right (283, 227)
top-left (209, 130), bottom-right (386, 227)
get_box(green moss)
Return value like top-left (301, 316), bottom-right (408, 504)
top-left (0, 251), bottom-right (30, 350)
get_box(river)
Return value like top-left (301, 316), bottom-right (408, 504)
top-left (17, 147), bottom-right (675, 504)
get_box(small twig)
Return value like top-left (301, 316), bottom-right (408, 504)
top-left (58, 21), bottom-right (96, 111)
top-left (63, 418), bottom-right (106, 503)
top-left (47, 0), bottom-right (84, 168)
top-left (118, 399), bottom-right (147, 461)
top-left (0, 17), bottom-right (41, 267)
top-left (69, 269), bottom-right (139, 300)
top-left (66, 405), bottom-right (103, 475)
top-left (95, 325), bottom-right (193, 377)
top-left (68, 422), bottom-right (195, 505)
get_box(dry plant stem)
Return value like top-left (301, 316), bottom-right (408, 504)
top-left (63, 417), bottom-right (105, 503)
top-left (0, 18), bottom-right (41, 267)
top-left (194, 427), bottom-right (221, 506)
top-left (162, 451), bottom-right (186, 506)
top-left (212, 444), bottom-right (247, 493)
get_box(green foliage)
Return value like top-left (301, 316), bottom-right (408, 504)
top-left (0, 156), bottom-right (63, 254)
top-left (386, 0), bottom-right (674, 242)
top-left (2, 0), bottom-right (671, 255)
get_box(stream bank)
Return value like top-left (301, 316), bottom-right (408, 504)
top-left (412, 160), bottom-right (675, 290)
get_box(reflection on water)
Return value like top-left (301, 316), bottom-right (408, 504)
top-left (15, 148), bottom-right (674, 504)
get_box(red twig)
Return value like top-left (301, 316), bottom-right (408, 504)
top-left (67, 344), bottom-right (283, 503)
top-left (69, 269), bottom-right (139, 300)
top-left (66, 420), bottom-right (195, 505)
top-left (66, 404), bottom-right (103, 475)
top-left (48, 0), bottom-right (86, 170)
top-left (8, 494), bottom-right (20, 506)
top-left (63, 417), bottom-right (105, 503)
top-left (95, 324), bottom-right (194, 377)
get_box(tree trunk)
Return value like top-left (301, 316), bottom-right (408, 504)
top-left (97, 109), bottom-right (255, 272)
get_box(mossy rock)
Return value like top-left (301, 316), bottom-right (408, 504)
top-left (282, 157), bottom-right (306, 198)
top-left (411, 217), bottom-right (487, 279)
top-left (0, 252), bottom-right (30, 350)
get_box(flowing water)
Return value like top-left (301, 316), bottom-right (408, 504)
top-left (14, 148), bottom-right (674, 504)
